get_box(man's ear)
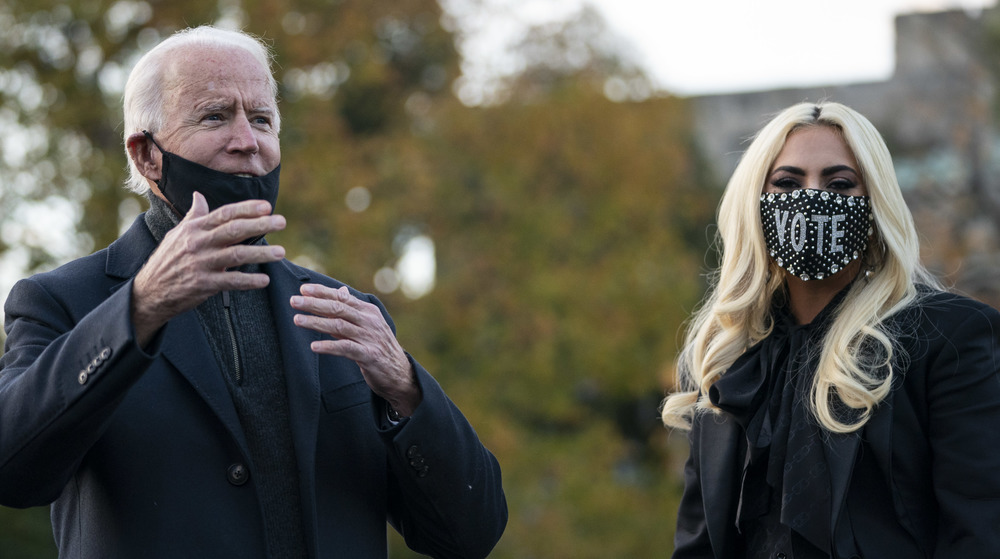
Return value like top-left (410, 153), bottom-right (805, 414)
top-left (126, 132), bottom-right (162, 183)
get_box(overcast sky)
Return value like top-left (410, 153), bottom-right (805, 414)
top-left (448, 0), bottom-right (996, 96)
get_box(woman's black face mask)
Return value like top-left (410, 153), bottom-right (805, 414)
top-left (142, 130), bottom-right (280, 218)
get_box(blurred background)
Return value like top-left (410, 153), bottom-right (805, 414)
top-left (1, 0), bottom-right (998, 557)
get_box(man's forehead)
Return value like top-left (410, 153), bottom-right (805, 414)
top-left (161, 44), bottom-right (272, 97)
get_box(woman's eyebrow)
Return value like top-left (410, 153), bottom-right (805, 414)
top-left (771, 165), bottom-right (805, 176)
top-left (821, 164), bottom-right (859, 177)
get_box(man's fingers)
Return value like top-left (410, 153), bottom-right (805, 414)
top-left (213, 213), bottom-right (285, 243)
top-left (299, 284), bottom-right (362, 310)
top-left (205, 243), bottom-right (286, 270)
top-left (290, 294), bottom-right (355, 320)
top-left (290, 286), bottom-right (368, 325)
top-left (301, 283), bottom-right (350, 297)
top-left (201, 199), bottom-right (274, 226)
top-left (190, 268), bottom-right (272, 297)
top-left (292, 313), bottom-right (362, 339)
top-left (190, 212), bottom-right (285, 247)
top-left (175, 195), bottom-right (284, 246)
top-left (307, 338), bottom-right (364, 359)
top-left (217, 270), bottom-right (272, 292)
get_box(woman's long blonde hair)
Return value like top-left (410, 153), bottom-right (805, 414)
top-left (661, 102), bottom-right (939, 434)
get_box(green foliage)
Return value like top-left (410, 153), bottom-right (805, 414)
top-left (384, 82), bottom-right (710, 559)
top-left (0, 506), bottom-right (56, 558)
top-left (0, 1), bottom-right (721, 557)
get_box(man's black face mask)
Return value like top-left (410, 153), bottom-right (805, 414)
top-left (143, 130), bottom-right (280, 218)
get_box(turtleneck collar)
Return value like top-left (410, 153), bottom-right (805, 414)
top-left (144, 193), bottom-right (180, 243)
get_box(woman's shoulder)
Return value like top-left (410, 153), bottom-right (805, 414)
top-left (888, 285), bottom-right (1000, 358)
top-left (907, 285), bottom-right (1000, 326)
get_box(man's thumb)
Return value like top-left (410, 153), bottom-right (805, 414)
top-left (187, 192), bottom-right (208, 217)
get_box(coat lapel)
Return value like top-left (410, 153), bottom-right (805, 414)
top-left (264, 259), bottom-right (318, 469)
top-left (824, 429), bottom-right (861, 535)
top-left (264, 259), bottom-right (321, 548)
top-left (105, 214), bottom-right (251, 457)
top-left (159, 312), bottom-right (252, 455)
top-left (697, 413), bottom-right (743, 557)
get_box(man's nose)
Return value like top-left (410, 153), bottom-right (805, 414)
top-left (227, 116), bottom-right (260, 154)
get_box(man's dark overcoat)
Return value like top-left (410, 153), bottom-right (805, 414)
top-left (0, 215), bottom-right (507, 559)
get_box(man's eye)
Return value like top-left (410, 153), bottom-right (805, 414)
top-left (203, 114), bottom-right (222, 122)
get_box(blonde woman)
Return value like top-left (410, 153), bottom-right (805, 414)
top-left (663, 102), bottom-right (1000, 558)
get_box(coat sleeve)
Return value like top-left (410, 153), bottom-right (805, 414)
top-left (0, 275), bottom-right (159, 507)
top-left (356, 292), bottom-right (507, 559)
top-left (924, 301), bottom-right (1000, 557)
top-left (379, 359), bottom-right (507, 559)
top-left (672, 415), bottom-right (717, 559)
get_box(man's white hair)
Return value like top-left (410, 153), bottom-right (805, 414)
top-left (121, 26), bottom-right (279, 195)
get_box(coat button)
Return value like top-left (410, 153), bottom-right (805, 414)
top-left (406, 445), bottom-right (429, 477)
top-left (78, 371), bottom-right (89, 385)
top-left (227, 463), bottom-right (249, 486)
top-left (99, 347), bottom-right (112, 360)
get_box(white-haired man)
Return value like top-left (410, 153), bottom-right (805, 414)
top-left (0, 26), bottom-right (506, 559)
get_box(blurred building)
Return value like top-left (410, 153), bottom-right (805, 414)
top-left (691, 6), bottom-right (1000, 307)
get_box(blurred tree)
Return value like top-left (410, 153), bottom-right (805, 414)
top-left (384, 11), bottom-right (714, 554)
top-left (0, 0), bottom-right (145, 298)
top-left (399, 93), bottom-right (711, 557)
top-left (0, 0), bottom-right (714, 557)
top-left (971, 7), bottom-right (1000, 228)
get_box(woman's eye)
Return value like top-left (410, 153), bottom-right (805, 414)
top-left (771, 177), bottom-right (800, 189)
top-left (828, 178), bottom-right (856, 190)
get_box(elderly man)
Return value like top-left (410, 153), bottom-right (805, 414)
top-left (0, 26), bottom-right (506, 558)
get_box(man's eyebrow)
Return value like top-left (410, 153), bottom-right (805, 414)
top-left (196, 100), bottom-right (233, 113)
top-left (194, 100), bottom-right (275, 116)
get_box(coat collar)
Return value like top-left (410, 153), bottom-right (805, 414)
top-left (106, 214), bottom-right (158, 281)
